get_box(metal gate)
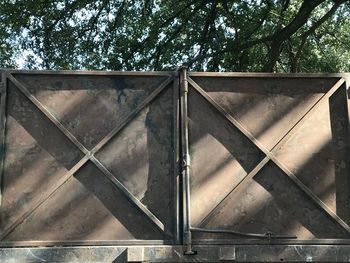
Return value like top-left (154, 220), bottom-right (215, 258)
top-left (1, 69), bottom-right (350, 262)
top-left (0, 70), bottom-right (179, 246)
top-left (182, 70), bottom-right (350, 248)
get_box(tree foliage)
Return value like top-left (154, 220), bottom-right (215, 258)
top-left (0, 0), bottom-right (349, 72)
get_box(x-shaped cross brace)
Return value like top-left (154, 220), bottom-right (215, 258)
top-left (187, 77), bottom-right (350, 234)
top-left (1, 73), bottom-right (174, 240)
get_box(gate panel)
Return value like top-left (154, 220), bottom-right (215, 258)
top-left (5, 161), bottom-right (165, 241)
top-left (95, 86), bottom-right (175, 234)
top-left (186, 74), bottom-right (350, 243)
top-left (190, 77), bottom-right (336, 151)
top-left (187, 89), bottom-right (265, 226)
top-left (274, 86), bottom-right (350, 220)
top-left (1, 80), bottom-right (84, 234)
top-left (193, 161), bottom-right (348, 240)
top-left (12, 73), bottom-right (169, 149)
top-left (0, 71), bottom-right (178, 245)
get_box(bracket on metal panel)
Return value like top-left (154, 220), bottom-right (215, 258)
top-left (184, 230), bottom-right (197, 255)
top-left (182, 154), bottom-right (191, 168)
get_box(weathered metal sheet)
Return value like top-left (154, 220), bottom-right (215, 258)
top-left (275, 86), bottom-right (350, 221)
top-left (189, 76), bottom-right (337, 150)
top-left (1, 69), bottom-right (350, 262)
top-left (12, 74), bottom-right (169, 149)
top-left (0, 71), bottom-right (178, 245)
top-left (2, 80), bottom-right (84, 234)
top-left (186, 74), bottom-right (350, 244)
top-left (187, 88), bottom-right (264, 227)
top-left (193, 162), bottom-right (348, 240)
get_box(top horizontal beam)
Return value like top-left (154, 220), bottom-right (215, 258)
top-left (3, 69), bottom-right (350, 80)
top-left (188, 72), bottom-right (350, 79)
top-left (2, 69), bottom-right (175, 77)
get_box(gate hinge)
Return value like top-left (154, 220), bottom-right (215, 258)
top-left (182, 154), bottom-right (191, 168)
top-left (179, 66), bottom-right (188, 93)
top-left (181, 78), bottom-right (188, 93)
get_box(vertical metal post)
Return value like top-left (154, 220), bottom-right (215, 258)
top-left (173, 72), bottom-right (180, 245)
top-left (179, 67), bottom-right (195, 255)
top-left (0, 70), bottom-right (8, 206)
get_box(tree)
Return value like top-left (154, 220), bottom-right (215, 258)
top-left (0, 0), bottom-right (349, 72)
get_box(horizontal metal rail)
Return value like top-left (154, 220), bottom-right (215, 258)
top-left (6, 69), bottom-right (175, 76)
top-left (189, 72), bottom-right (350, 79)
top-left (190, 227), bottom-right (297, 239)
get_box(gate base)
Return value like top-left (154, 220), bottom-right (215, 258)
top-left (1, 245), bottom-right (350, 262)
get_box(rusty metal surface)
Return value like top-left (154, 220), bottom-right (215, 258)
top-left (187, 75), bottom-right (350, 242)
top-left (1, 69), bottom-right (350, 262)
top-left (2, 81), bottom-right (84, 233)
top-left (190, 77), bottom-right (337, 150)
top-left (12, 74), bottom-right (169, 149)
top-left (188, 88), bottom-right (264, 227)
top-left (0, 71), bottom-right (178, 244)
top-left (6, 161), bottom-right (166, 241)
top-left (194, 162), bottom-right (349, 240)
top-left (95, 86), bottom-right (175, 234)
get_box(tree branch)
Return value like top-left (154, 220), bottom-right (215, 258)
top-left (262, 0), bottom-right (326, 71)
top-left (291, 0), bottom-right (345, 72)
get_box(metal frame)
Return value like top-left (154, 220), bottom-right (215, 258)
top-left (183, 72), bottom-right (350, 247)
top-left (0, 70), bottom-right (179, 246)
top-left (173, 72), bottom-right (181, 245)
top-left (189, 72), bottom-right (350, 78)
top-left (6, 70), bottom-right (174, 76)
top-left (0, 70), bottom-right (7, 207)
top-left (1, 69), bottom-right (350, 261)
